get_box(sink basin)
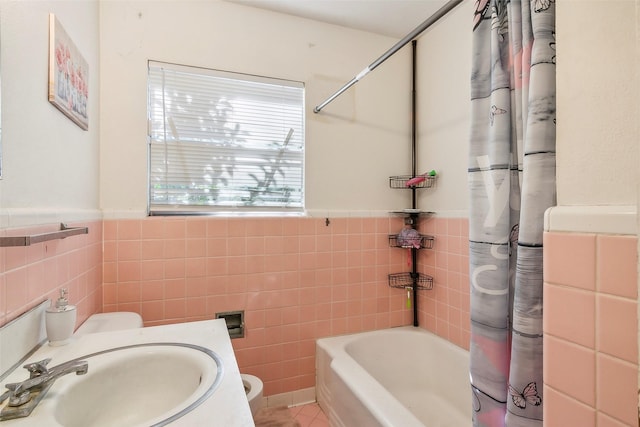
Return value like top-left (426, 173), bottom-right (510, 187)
top-left (0, 319), bottom-right (252, 426)
top-left (52, 343), bottom-right (223, 427)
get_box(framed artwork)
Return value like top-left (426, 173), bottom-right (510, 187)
top-left (48, 13), bottom-right (89, 130)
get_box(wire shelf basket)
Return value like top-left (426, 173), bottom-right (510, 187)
top-left (388, 234), bottom-right (435, 249)
top-left (389, 175), bottom-right (436, 189)
top-left (388, 272), bottom-right (433, 291)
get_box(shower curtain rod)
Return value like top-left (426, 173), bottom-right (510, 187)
top-left (313, 0), bottom-right (463, 113)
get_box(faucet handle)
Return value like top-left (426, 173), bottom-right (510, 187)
top-left (2, 383), bottom-right (31, 406)
top-left (23, 359), bottom-right (51, 378)
top-left (2, 383), bottom-right (31, 407)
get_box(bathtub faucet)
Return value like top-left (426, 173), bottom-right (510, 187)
top-left (0, 358), bottom-right (88, 421)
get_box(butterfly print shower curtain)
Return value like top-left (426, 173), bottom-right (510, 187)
top-left (468, 1), bottom-right (556, 426)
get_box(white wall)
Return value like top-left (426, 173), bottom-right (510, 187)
top-left (6, 1), bottom-right (636, 224)
top-left (99, 0), bottom-right (417, 217)
top-left (0, 0), bottom-right (101, 227)
top-left (416, 0), bottom-right (472, 217)
top-left (0, 0), bottom-right (473, 223)
top-left (556, 1), bottom-right (639, 207)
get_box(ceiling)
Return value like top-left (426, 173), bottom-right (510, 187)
top-left (224, 0), bottom-right (452, 39)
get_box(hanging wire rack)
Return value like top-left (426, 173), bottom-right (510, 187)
top-left (388, 272), bottom-right (434, 291)
top-left (388, 175), bottom-right (436, 189)
top-left (388, 233), bottom-right (435, 249)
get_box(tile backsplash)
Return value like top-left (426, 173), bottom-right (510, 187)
top-left (0, 221), bottom-right (103, 329)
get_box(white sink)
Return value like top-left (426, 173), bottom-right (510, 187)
top-left (0, 320), bottom-right (253, 427)
top-left (53, 343), bottom-right (223, 427)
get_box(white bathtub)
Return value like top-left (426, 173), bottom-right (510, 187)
top-left (316, 326), bottom-right (471, 427)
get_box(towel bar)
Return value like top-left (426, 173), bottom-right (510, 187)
top-left (0, 223), bottom-right (88, 247)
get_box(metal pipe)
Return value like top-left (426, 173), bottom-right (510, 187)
top-left (313, 0), bottom-right (463, 113)
top-left (411, 40), bottom-right (417, 210)
top-left (411, 40), bottom-right (419, 327)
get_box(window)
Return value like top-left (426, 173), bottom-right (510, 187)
top-left (147, 61), bottom-right (305, 215)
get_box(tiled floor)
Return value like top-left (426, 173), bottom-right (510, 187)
top-left (289, 402), bottom-right (329, 427)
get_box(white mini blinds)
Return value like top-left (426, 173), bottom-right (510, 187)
top-left (147, 61), bottom-right (305, 215)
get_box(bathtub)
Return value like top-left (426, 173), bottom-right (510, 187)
top-left (316, 326), bottom-right (471, 427)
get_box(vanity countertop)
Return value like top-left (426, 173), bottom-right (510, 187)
top-left (0, 319), bottom-right (254, 426)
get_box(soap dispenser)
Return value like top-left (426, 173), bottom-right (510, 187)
top-left (45, 288), bottom-right (77, 346)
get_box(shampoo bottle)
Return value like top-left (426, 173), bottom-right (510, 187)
top-left (45, 288), bottom-right (77, 346)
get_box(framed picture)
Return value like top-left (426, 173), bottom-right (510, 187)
top-left (48, 13), bottom-right (89, 130)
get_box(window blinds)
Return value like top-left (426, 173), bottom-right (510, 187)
top-left (147, 61), bottom-right (305, 214)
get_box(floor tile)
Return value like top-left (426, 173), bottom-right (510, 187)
top-left (291, 403), bottom-right (329, 427)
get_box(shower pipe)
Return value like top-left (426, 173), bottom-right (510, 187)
top-left (410, 39), bottom-right (419, 327)
top-left (312, 0), bottom-right (464, 114)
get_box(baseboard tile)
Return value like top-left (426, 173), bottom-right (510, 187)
top-left (265, 387), bottom-right (316, 408)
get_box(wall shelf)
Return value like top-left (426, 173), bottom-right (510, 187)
top-left (0, 223), bottom-right (88, 247)
top-left (388, 272), bottom-right (433, 291)
top-left (389, 175), bottom-right (436, 189)
top-left (387, 196), bottom-right (436, 296)
top-left (388, 233), bottom-right (434, 249)
top-left (389, 210), bottom-right (435, 217)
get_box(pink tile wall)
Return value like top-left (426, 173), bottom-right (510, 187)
top-left (0, 215), bottom-right (473, 398)
top-left (417, 217), bottom-right (471, 350)
top-left (103, 215), bottom-right (471, 396)
top-left (543, 232), bottom-right (638, 427)
top-left (0, 221), bottom-right (103, 329)
top-left (6, 216), bottom-right (636, 421)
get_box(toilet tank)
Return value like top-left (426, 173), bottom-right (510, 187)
top-left (75, 312), bottom-right (143, 336)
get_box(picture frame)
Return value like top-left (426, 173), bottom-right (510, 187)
top-left (48, 13), bottom-right (89, 130)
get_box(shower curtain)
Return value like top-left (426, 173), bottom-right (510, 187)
top-left (468, 1), bottom-right (555, 426)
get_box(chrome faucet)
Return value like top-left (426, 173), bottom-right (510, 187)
top-left (0, 358), bottom-right (88, 421)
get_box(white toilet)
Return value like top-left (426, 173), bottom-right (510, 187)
top-left (241, 373), bottom-right (263, 417)
top-left (75, 312), bottom-right (143, 336)
top-left (76, 312), bottom-right (264, 417)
